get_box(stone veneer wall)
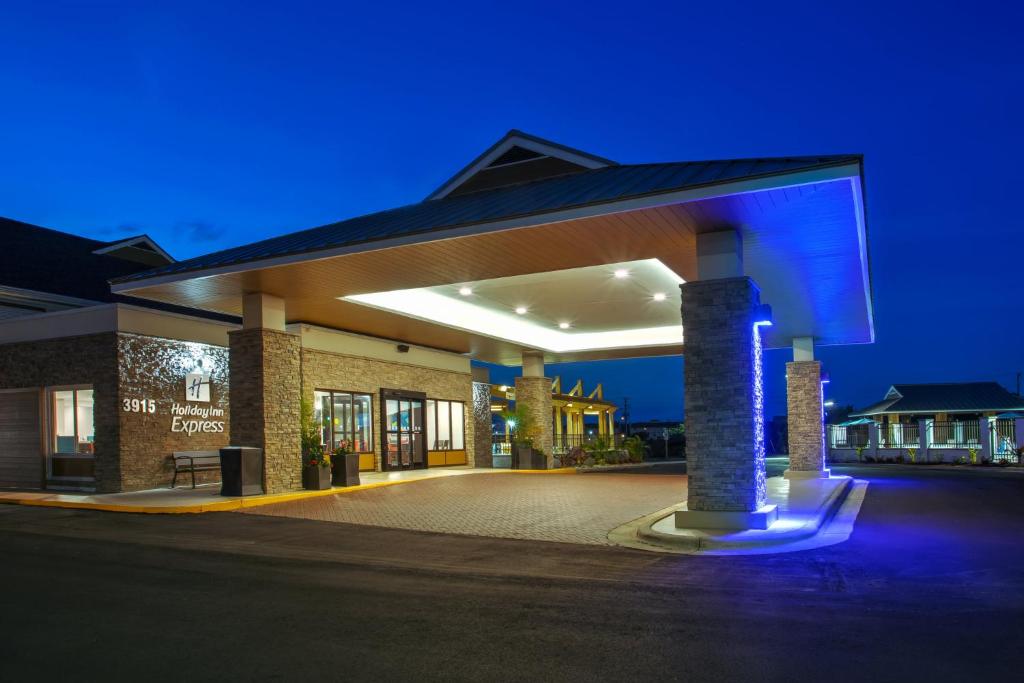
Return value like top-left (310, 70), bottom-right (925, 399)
top-left (117, 333), bottom-right (229, 491)
top-left (300, 347), bottom-right (474, 471)
top-left (0, 333), bottom-right (120, 492)
top-left (229, 328), bottom-right (302, 494)
top-left (680, 277), bottom-right (766, 512)
top-left (513, 375), bottom-right (553, 467)
top-left (472, 381), bottom-right (493, 468)
top-left (786, 360), bottom-right (826, 473)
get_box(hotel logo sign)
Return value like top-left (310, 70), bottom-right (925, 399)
top-left (172, 365), bottom-right (224, 435)
top-left (185, 370), bottom-right (211, 402)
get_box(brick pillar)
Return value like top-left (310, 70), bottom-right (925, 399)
top-left (228, 328), bottom-right (302, 494)
top-left (514, 376), bottom-right (553, 467)
top-left (471, 381), bottom-right (493, 468)
top-left (677, 276), bottom-right (773, 528)
top-left (785, 361), bottom-right (828, 477)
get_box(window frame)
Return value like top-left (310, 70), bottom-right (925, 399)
top-left (426, 398), bottom-right (466, 452)
top-left (45, 385), bottom-right (95, 483)
top-left (313, 389), bottom-right (375, 454)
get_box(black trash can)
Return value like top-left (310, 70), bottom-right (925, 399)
top-left (220, 446), bottom-right (264, 496)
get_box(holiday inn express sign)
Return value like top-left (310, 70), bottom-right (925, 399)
top-left (122, 361), bottom-right (225, 436)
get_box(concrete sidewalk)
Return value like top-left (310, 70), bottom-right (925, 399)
top-left (609, 474), bottom-right (867, 555)
top-left (0, 466), bottom-right (575, 514)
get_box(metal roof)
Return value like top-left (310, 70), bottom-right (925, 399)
top-left (111, 154), bottom-right (861, 285)
top-left (852, 383), bottom-right (1024, 416)
top-left (0, 217), bottom-right (237, 322)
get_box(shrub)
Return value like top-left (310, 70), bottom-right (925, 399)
top-left (623, 436), bottom-right (646, 463)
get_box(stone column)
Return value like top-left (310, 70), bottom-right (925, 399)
top-left (676, 275), bottom-right (775, 530)
top-left (471, 381), bottom-right (493, 468)
top-left (515, 351), bottom-right (553, 467)
top-left (229, 293), bottom-right (302, 494)
top-left (785, 337), bottom-right (828, 478)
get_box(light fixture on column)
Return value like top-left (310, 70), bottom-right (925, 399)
top-left (558, 322), bottom-right (571, 329)
top-left (613, 269), bottom-right (630, 279)
top-left (458, 286), bottom-right (473, 296)
top-left (515, 306), bottom-right (528, 315)
top-left (652, 292), bottom-right (666, 302)
top-left (753, 303), bottom-right (774, 327)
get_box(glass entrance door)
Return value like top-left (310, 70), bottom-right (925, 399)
top-left (384, 397), bottom-right (425, 470)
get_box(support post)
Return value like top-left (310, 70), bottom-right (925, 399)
top-left (918, 418), bottom-right (931, 463)
top-left (785, 337), bottom-right (829, 479)
top-left (676, 274), bottom-right (775, 530)
top-left (514, 351), bottom-right (553, 467)
top-left (980, 417), bottom-right (992, 464)
top-left (229, 293), bottom-right (302, 494)
top-left (868, 421), bottom-right (879, 461)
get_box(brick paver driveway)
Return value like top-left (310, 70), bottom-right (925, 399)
top-left (242, 472), bottom-right (687, 545)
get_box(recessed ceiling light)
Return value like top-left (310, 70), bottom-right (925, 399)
top-left (559, 322), bottom-right (571, 329)
top-left (458, 286), bottom-right (473, 296)
top-left (653, 292), bottom-right (666, 302)
top-left (515, 306), bottom-right (528, 315)
top-left (613, 269), bottom-right (629, 279)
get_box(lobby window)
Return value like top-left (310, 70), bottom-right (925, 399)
top-left (314, 390), bottom-right (373, 453)
top-left (51, 388), bottom-right (94, 455)
top-left (426, 399), bottom-right (465, 451)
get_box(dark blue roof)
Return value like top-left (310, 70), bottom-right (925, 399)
top-left (853, 382), bottom-right (1024, 415)
top-left (112, 154), bottom-right (860, 284)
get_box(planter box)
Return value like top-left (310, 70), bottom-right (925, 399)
top-left (515, 446), bottom-right (547, 470)
top-left (331, 452), bottom-right (361, 487)
top-left (302, 465), bottom-right (332, 490)
top-left (492, 454), bottom-right (512, 469)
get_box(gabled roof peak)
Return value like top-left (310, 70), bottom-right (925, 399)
top-left (426, 129), bottom-right (616, 201)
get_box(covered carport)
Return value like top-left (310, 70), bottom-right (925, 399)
top-left (112, 130), bottom-right (872, 530)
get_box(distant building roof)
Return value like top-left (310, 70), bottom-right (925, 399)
top-left (852, 382), bottom-right (1024, 416)
top-left (112, 149), bottom-right (861, 285)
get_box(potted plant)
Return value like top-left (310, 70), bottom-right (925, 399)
top-left (300, 399), bottom-right (331, 490)
top-left (501, 405), bottom-right (546, 469)
top-left (331, 440), bottom-right (361, 487)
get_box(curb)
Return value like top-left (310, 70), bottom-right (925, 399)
top-left (0, 467), bottom-right (578, 515)
top-left (610, 476), bottom-right (855, 554)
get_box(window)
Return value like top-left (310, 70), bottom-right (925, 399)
top-left (313, 390), bottom-right (373, 453)
top-left (426, 399), bottom-right (465, 451)
top-left (51, 388), bottom-right (94, 455)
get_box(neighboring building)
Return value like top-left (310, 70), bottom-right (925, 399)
top-left (629, 420), bottom-right (682, 440)
top-left (490, 377), bottom-right (620, 453)
top-left (828, 382), bottom-right (1024, 460)
top-left (1, 129), bottom-right (872, 503)
top-left (851, 382), bottom-right (1024, 426)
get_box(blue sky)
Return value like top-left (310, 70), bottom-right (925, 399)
top-left (2, 1), bottom-right (1022, 420)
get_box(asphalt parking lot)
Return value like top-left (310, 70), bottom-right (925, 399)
top-left (0, 463), bottom-right (1021, 682)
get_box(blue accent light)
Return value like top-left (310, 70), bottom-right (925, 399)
top-left (752, 321), bottom-right (767, 508)
top-left (753, 303), bottom-right (773, 327)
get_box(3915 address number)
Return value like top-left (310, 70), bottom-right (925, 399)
top-left (123, 398), bottom-right (156, 414)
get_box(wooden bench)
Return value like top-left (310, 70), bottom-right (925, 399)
top-left (171, 451), bottom-right (221, 489)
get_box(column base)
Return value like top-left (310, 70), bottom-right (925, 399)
top-left (675, 504), bottom-right (778, 531)
top-left (784, 468), bottom-right (830, 480)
